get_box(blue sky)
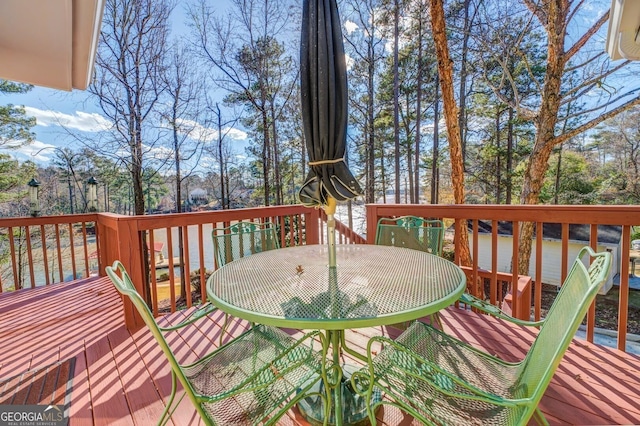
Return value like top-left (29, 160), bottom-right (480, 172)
top-left (0, 0), bottom-right (245, 166)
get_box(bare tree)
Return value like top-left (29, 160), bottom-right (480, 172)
top-left (189, 0), bottom-right (298, 206)
top-left (161, 42), bottom-right (206, 214)
top-left (343, 0), bottom-right (389, 204)
top-left (90, 0), bottom-right (173, 216)
top-left (204, 101), bottom-right (241, 209)
top-left (90, 0), bottom-right (173, 305)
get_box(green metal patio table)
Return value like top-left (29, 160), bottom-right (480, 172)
top-left (206, 244), bottom-right (466, 426)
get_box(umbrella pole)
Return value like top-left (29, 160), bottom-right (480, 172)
top-left (324, 197), bottom-right (337, 268)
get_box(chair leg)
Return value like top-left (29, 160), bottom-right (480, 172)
top-left (532, 407), bottom-right (549, 426)
top-left (158, 371), bottom-right (178, 426)
top-left (218, 313), bottom-right (231, 346)
top-left (429, 313), bottom-right (443, 330)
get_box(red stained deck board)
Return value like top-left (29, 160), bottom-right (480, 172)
top-left (84, 334), bottom-right (132, 425)
top-left (66, 347), bottom-right (93, 426)
top-left (128, 321), bottom-right (199, 426)
top-left (107, 327), bottom-right (168, 425)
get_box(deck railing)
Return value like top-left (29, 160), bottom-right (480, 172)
top-left (0, 214), bottom-right (99, 291)
top-left (2, 204), bottom-right (639, 353)
top-left (366, 204), bottom-right (640, 352)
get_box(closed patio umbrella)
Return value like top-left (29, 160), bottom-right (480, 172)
top-left (299, 0), bottom-right (362, 267)
top-left (297, 2), bottom-right (364, 424)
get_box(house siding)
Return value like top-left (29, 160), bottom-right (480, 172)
top-left (470, 234), bottom-right (617, 294)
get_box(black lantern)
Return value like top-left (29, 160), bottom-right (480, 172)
top-left (28, 178), bottom-right (40, 217)
top-left (87, 176), bottom-right (98, 212)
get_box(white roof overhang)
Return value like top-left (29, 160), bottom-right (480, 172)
top-left (606, 0), bottom-right (640, 60)
top-left (0, 0), bottom-right (105, 91)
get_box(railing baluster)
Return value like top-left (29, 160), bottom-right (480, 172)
top-left (8, 227), bottom-right (18, 290)
top-left (619, 225), bottom-right (631, 352)
top-left (511, 221), bottom-right (519, 319)
top-left (535, 222), bottom-right (543, 322)
top-left (25, 225), bottom-right (35, 288)
top-left (68, 223), bottom-right (77, 280)
top-left (198, 224), bottom-right (206, 303)
top-left (40, 225), bottom-right (50, 286)
top-left (55, 224), bottom-right (63, 283)
top-left (166, 227), bottom-right (176, 313)
top-left (82, 222), bottom-right (90, 279)
top-left (472, 220), bottom-right (479, 298)
top-left (561, 223), bottom-right (569, 284)
top-left (491, 220), bottom-right (498, 307)
top-left (149, 230), bottom-right (159, 317)
top-left (183, 225), bottom-right (192, 308)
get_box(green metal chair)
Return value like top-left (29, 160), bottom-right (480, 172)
top-left (375, 216), bottom-right (536, 327)
top-left (106, 261), bottom-right (326, 426)
top-left (375, 215), bottom-right (446, 327)
top-left (374, 216), bottom-right (444, 255)
top-left (457, 291), bottom-right (545, 327)
top-left (212, 222), bottom-right (280, 343)
top-left (352, 246), bottom-right (611, 426)
top-left (212, 222), bottom-right (280, 268)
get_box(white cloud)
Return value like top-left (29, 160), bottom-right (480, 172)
top-left (345, 53), bottom-right (355, 71)
top-left (173, 118), bottom-right (248, 142)
top-left (1, 140), bottom-right (58, 163)
top-left (24, 107), bottom-right (111, 132)
top-left (344, 20), bottom-right (358, 35)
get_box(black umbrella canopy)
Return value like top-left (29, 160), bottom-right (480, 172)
top-left (298, 0), bottom-right (362, 208)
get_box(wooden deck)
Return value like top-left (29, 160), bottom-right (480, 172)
top-left (1, 276), bottom-right (639, 425)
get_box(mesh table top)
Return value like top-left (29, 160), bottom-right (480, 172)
top-left (206, 244), bottom-right (466, 330)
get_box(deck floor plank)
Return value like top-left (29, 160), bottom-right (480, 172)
top-left (107, 326), bottom-right (169, 426)
top-left (1, 276), bottom-right (639, 425)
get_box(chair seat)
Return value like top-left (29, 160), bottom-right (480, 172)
top-left (363, 321), bottom-right (526, 425)
top-left (353, 246), bottom-right (611, 426)
top-left (185, 326), bottom-right (323, 425)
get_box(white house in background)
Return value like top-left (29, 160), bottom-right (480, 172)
top-left (468, 222), bottom-right (621, 294)
top-left (189, 188), bottom-right (208, 205)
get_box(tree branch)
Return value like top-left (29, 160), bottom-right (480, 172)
top-left (564, 11), bottom-right (609, 63)
top-left (522, 0), bottom-right (547, 25)
top-left (561, 60), bottom-right (631, 104)
top-left (556, 95), bottom-right (640, 144)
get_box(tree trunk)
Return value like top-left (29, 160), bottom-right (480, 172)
top-left (393, 0), bottom-right (401, 203)
top-left (517, 4), bottom-right (565, 275)
top-left (506, 107), bottom-right (514, 204)
top-left (431, 75), bottom-right (439, 205)
top-left (458, 0), bottom-right (471, 167)
top-left (261, 107), bottom-right (271, 206)
top-left (553, 144), bottom-right (563, 204)
top-left (496, 105), bottom-right (501, 203)
top-left (216, 104), bottom-right (227, 209)
top-left (430, 0), bottom-right (472, 271)
top-left (366, 19), bottom-right (376, 204)
top-left (270, 104), bottom-right (283, 205)
top-left (414, 11), bottom-right (423, 204)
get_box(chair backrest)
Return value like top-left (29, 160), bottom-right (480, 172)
top-left (374, 215), bottom-right (444, 255)
top-left (105, 261), bottom-right (205, 418)
top-left (516, 247), bottom-right (610, 410)
top-left (212, 222), bottom-right (280, 268)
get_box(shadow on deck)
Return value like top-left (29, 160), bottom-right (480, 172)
top-left (1, 276), bottom-right (639, 425)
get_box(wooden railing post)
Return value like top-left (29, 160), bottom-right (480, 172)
top-left (365, 204), bottom-right (379, 244)
top-left (304, 208), bottom-right (321, 245)
top-left (97, 213), bottom-right (145, 329)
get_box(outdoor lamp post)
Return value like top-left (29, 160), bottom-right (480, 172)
top-left (87, 176), bottom-right (98, 212)
top-left (28, 178), bottom-right (40, 217)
